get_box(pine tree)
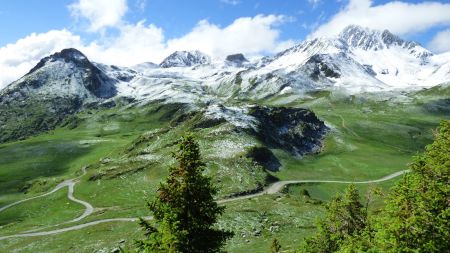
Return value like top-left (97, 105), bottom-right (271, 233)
top-left (136, 135), bottom-right (233, 252)
top-left (299, 184), bottom-right (367, 253)
top-left (372, 120), bottom-right (449, 252)
top-left (328, 120), bottom-right (449, 252)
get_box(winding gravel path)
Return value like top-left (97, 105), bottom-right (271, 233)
top-left (0, 180), bottom-right (71, 213)
top-left (0, 170), bottom-right (409, 240)
top-left (0, 167), bottom-right (93, 223)
top-left (66, 182), bottom-right (94, 223)
top-left (0, 217), bottom-right (153, 240)
top-left (217, 170), bottom-right (409, 204)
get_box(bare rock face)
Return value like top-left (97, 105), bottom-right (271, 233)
top-left (339, 25), bottom-right (432, 58)
top-left (248, 106), bottom-right (328, 156)
top-left (226, 53), bottom-right (249, 66)
top-left (304, 54), bottom-right (341, 81)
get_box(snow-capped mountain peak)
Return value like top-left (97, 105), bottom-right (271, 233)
top-left (1, 25), bottom-right (449, 111)
top-left (339, 25), bottom-right (432, 58)
top-left (27, 48), bottom-right (89, 75)
top-left (2, 48), bottom-right (117, 100)
top-left (159, 50), bottom-right (211, 68)
top-left (236, 25), bottom-right (449, 94)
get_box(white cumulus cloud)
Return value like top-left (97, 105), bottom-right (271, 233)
top-left (0, 30), bottom-right (83, 89)
top-left (166, 15), bottom-right (294, 59)
top-left (82, 21), bottom-right (166, 66)
top-left (429, 29), bottom-right (450, 53)
top-left (69, 0), bottom-right (128, 32)
top-left (310, 0), bottom-right (450, 38)
top-left (0, 14), bottom-right (294, 89)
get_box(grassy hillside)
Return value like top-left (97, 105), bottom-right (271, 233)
top-left (0, 89), bottom-right (447, 252)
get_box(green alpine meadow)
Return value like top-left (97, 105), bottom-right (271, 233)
top-left (0, 1), bottom-right (449, 252)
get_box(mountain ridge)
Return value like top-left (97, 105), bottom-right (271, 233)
top-left (338, 25), bottom-right (432, 58)
top-left (159, 50), bottom-right (211, 68)
top-left (2, 25), bottom-right (450, 99)
top-left (0, 25), bottom-right (449, 142)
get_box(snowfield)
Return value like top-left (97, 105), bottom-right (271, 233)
top-left (103, 25), bottom-right (450, 103)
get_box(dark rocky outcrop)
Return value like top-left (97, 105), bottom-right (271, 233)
top-left (246, 146), bottom-right (281, 172)
top-left (305, 54), bottom-right (341, 81)
top-left (248, 106), bottom-right (328, 156)
top-left (225, 54), bottom-right (249, 65)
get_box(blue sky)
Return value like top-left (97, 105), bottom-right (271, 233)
top-left (1, 0), bottom-right (450, 88)
top-left (1, 0), bottom-right (449, 47)
top-left (0, 0), bottom-right (330, 46)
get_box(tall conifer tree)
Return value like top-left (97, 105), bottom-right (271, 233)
top-left (136, 135), bottom-right (233, 253)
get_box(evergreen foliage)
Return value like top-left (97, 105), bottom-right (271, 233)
top-left (299, 184), bottom-right (367, 252)
top-left (299, 120), bottom-right (449, 252)
top-left (136, 135), bottom-right (233, 253)
top-left (372, 120), bottom-right (449, 252)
